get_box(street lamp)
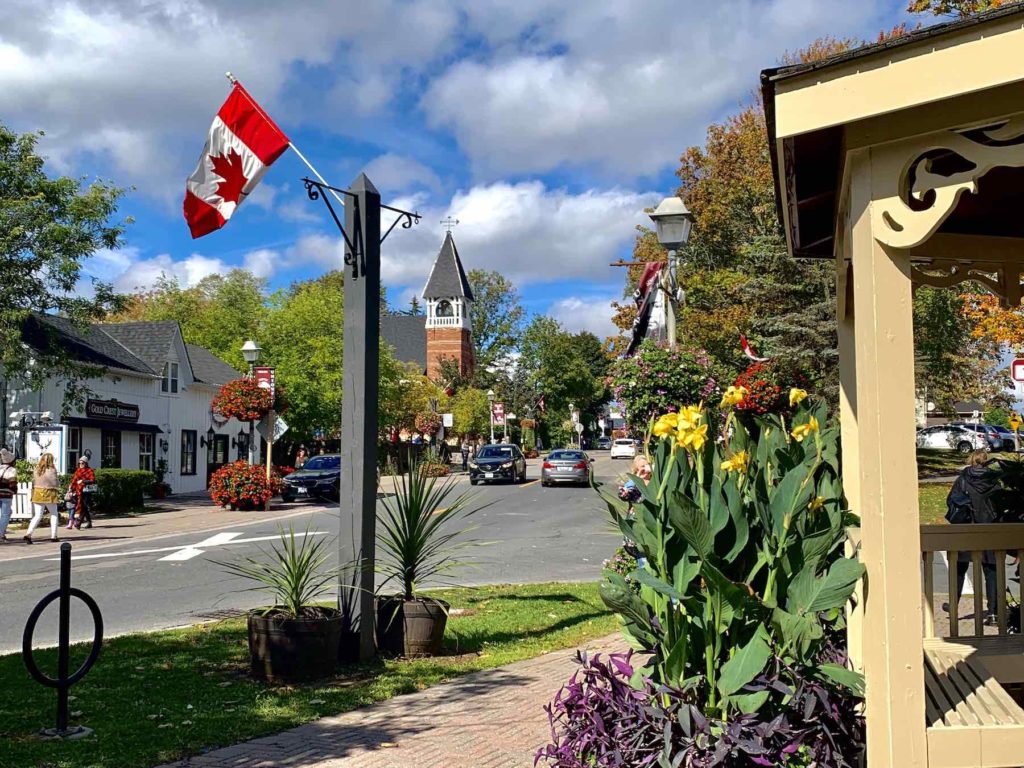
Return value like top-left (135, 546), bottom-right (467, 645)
top-left (649, 196), bottom-right (694, 350)
top-left (240, 340), bottom-right (262, 465)
top-left (486, 389), bottom-right (496, 444)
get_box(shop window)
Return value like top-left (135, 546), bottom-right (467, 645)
top-left (181, 430), bottom-right (197, 475)
top-left (139, 433), bottom-right (154, 472)
top-left (101, 430), bottom-right (121, 469)
top-left (161, 362), bottom-right (179, 394)
top-left (66, 427), bottom-right (81, 469)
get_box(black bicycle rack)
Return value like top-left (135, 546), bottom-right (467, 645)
top-left (22, 542), bottom-right (103, 738)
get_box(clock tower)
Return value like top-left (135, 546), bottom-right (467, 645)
top-left (422, 231), bottom-right (474, 380)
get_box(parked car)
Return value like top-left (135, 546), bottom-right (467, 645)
top-left (596, 437), bottom-right (612, 450)
top-left (541, 449), bottom-right (592, 487)
top-left (610, 438), bottom-right (637, 460)
top-left (916, 425), bottom-right (988, 454)
top-left (469, 444), bottom-right (527, 485)
top-left (281, 454), bottom-right (341, 502)
top-left (988, 425), bottom-right (1018, 452)
top-left (949, 422), bottom-right (1003, 451)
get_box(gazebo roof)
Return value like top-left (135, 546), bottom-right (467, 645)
top-left (761, 4), bottom-right (1024, 260)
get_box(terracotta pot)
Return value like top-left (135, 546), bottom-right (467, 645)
top-left (376, 597), bottom-right (448, 658)
top-left (247, 608), bottom-right (343, 683)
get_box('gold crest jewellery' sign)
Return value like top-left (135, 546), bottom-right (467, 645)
top-left (85, 399), bottom-right (140, 422)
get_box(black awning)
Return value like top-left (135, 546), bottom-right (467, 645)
top-left (66, 417), bottom-right (162, 433)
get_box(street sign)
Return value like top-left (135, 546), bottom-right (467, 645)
top-left (442, 413), bottom-right (453, 428)
top-left (256, 414), bottom-right (289, 442)
top-left (575, 423), bottom-right (584, 434)
top-left (1013, 359), bottom-right (1024, 383)
top-left (1010, 413), bottom-right (1022, 432)
top-left (254, 366), bottom-right (275, 397)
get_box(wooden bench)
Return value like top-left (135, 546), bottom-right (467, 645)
top-left (924, 641), bottom-right (1024, 767)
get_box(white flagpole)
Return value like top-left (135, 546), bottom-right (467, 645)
top-left (225, 72), bottom-right (346, 209)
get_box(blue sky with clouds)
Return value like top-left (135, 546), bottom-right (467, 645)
top-left (1, 0), bottom-right (912, 337)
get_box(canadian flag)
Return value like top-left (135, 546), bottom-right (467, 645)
top-left (183, 82), bottom-right (289, 239)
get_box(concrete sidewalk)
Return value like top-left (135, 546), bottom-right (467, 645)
top-left (160, 634), bottom-right (623, 768)
top-left (0, 495), bottom-right (328, 563)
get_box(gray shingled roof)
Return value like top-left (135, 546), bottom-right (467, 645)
top-left (422, 232), bottom-right (474, 301)
top-left (186, 344), bottom-right (240, 386)
top-left (380, 314), bottom-right (426, 370)
top-left (101, 321), bottom-right (181, 373)
top-left (26, 314), bottom-right (155, 375)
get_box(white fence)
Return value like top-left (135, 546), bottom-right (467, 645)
top-left (10, 482), bottom-right (33, 520)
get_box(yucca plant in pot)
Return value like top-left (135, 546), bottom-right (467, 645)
top-left (376, 462), bottom-right (484, 657)
top-left (217, 525), bottom-right (344, 683)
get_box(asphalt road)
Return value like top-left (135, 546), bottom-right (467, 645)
top-left (1, 455), bottom-right (627, 654)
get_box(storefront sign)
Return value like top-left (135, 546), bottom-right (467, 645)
top-left (492, 402), bottom-right (505, 426)
top-left (85, 398), bottom-right (140, 422)
top-left (254, 366), bottom-right (276, 398)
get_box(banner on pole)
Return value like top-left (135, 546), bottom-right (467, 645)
top-left (492, 402), bottom-right (505, 426)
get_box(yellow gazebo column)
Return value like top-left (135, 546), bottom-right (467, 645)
top-left (848, 148), bottom-right (928, 767)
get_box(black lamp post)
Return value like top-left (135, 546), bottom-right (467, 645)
top-left (240, 340), bottom-right (262, 465)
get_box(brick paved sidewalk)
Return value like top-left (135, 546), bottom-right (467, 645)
top-left (160, 633), bottom-right (624, 768)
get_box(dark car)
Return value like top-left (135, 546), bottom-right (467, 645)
top-left (281, 454), bottom-right (341, 502)
top-left (469, 444), bottom-right (527, 485)
top-left (541, 449), bottom-right (592, 487)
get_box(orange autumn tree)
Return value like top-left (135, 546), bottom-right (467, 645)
top-left (908, 0), bottom-right (1011, 17)
top-left (961, 293), bottom-right (1024, 348)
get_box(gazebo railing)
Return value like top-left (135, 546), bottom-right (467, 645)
top-left (920, 524), bottom-right (1024, 639)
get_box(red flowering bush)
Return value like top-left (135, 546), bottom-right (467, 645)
top-left (209, 461), bottom-right (275, 510)
top-left (276, 465), bottom-right (295, 476)
top-left (734, 361), bottom-right (793, 416)
top-left (213, 378), bottom-right (272, 421)
top-left (415, 412), bottom-right (442, 437)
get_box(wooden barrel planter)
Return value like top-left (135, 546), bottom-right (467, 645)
top-left (247, 608), bottom-right (343, 683)
top-left (376, 597), bottom-right (449, 658)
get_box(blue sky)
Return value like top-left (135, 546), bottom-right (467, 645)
top-left (1, 0), bottom-right (911, 337)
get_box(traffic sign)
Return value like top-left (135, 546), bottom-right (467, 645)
top-left (574, 422), bottom-right (584, 434)
top-left (1010, 413), bottom-right (1022, 432)
top-left (1013, 360), bottom-right (1024, 383)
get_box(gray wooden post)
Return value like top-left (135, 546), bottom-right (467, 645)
top-left (338, 173), bottom-right (380, 661)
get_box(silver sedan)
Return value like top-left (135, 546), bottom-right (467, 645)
top-left (540, 449), bottom-right (593, 487)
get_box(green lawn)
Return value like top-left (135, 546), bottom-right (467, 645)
top-left (919, 483), bottom-right (952, 525)
top-left (0, 583), bottom-right (616, 768)
top-left (917, 449), bottom-right (967, 479)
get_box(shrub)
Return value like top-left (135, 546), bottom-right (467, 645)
top-left (209, 461), bottom-right (275, 510)
top-left (212, 378), bottom-right (273, 421)
top-left (94, 469), bottom-right (156, 513)
top-left (538, 647), bottom-right (865, 767)
top-left (610, 341), bottom-right (719, 426)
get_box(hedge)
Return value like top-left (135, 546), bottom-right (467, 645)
top-left (93, 469), bottom-right (156, 514)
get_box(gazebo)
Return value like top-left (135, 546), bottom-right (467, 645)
top-left (763, 7), bottom-right (1024, 767)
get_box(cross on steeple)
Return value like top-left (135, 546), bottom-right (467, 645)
top-left (440, 216), bottom-right (459, 232)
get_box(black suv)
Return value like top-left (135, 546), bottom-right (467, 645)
top-left (469, 444), bottom-right (527, 485)
top-left (281, 454), bottom-right (341, 502)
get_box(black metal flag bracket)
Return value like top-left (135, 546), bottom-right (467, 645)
top-left (302, 177), bottom-right (421, 280)
top-left (23, 543), bottom-right (103, 739)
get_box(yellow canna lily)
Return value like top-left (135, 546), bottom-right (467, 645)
top-left (808, 496), bottom-right (825, 512)
top-left (677, 423), bottom-right (709, 452)
top-left (677, 404), bottom-right (703, 430)
top-left (720, 385), bottom-right (748, 408)
top-left (720, 450), bottom-right (749, 473)
top-left (791, 415), bottom-right (819, 442)
top-left (653, 413), bottom-right (679, 439)
top-left (789, 388), bottom-right (808, 407)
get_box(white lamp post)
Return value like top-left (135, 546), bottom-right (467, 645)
top-left (648, 196), bottom-right (694, 350)
top-left (240, 340), bottom-right (262, 465)
top-left (487, 389), bottom-right (496, 444)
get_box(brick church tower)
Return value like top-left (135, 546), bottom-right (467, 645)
top-left (422, 231), bottom-right (474, 381)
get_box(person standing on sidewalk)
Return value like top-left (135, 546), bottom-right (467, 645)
top-left (460, 437), bottom-right (471, 472)
top-left (25, 452), bottom-right (61, 544)
top-left (68, 457), bottom-right (96, 530)
top-left (0, 449), bottom-right (16, 543)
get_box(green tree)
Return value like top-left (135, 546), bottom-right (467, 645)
top-left (520, 317), bottom-right (607, 428)
top-left (1, 124), bottom-right (128, 409)
top-left (907, 0), bottom-right (1007, 16)
top-left (450, 387), bottom-right (490, 437)
top-left (467, 269), bottom-right (525, 382)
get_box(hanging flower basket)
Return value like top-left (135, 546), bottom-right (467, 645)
top-left (209, 461), bottom-right (276, 510)
top-left (733, 361), bottom-right (788, 416)
top-left (213, 378), bottom-right (273, 422)
top-left (415, 412), bottom-right (442, 437)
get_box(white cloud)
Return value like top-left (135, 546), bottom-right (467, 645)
top-left (363, 153), bottom-right (442, 194)
top-left (243, 248), bottom-right (278, 279)
top-left (549, 296), bottom-right (618, 339)
top-left (381, 180), bottom-right (659, 291)
top-left (425, 0), bottom-right (891, 178)
top-left (94, 247), bottom-right (279, 294)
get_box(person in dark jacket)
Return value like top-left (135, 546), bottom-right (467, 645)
top-left (947, 450), bottom-right (1001, 623)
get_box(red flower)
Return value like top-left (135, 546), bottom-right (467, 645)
top-left (209, 461), bottom-right (277, 509)
top-left (212, 378), bottom-right (273, 422)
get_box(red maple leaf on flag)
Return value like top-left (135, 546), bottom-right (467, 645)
top-left (209, 149), bottom-right (248, 205)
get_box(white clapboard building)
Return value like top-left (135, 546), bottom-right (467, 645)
top-left (3, 316), bottom-right (247, 495)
